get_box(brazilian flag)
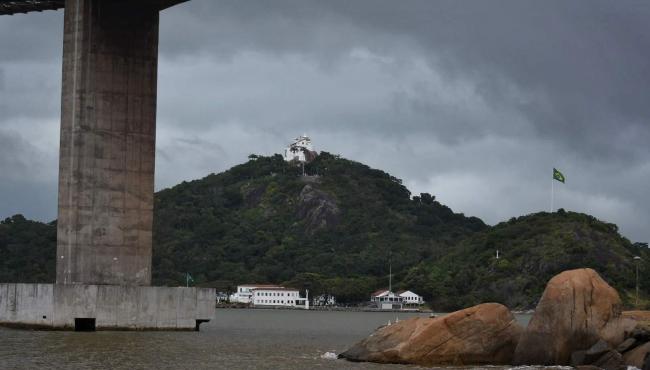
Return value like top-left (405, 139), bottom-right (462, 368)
top-left (553, 168), bottom-right (565, 183)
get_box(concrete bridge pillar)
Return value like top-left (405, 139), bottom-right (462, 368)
top-left (0, 0), bottom-right (216, 332)
top-left (57, 0), bottom-right (160, 286)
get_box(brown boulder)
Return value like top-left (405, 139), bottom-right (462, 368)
top-left (583, 339), bottom-right (611, 364)
top-left (623, 311), bottom-right (650, 322)
top-left (591, 350), bottom-right (625, 370)
top-left (623, 342), bottom-right (650, 369)
top-left (513, 268), bottom-right (622, 365)
top-left (340, 303), bottom-right (523, 366)
top-left (616, 337), bottom-right (638, 353)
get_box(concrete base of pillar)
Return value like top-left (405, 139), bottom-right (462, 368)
top-left (0, 283), bottom-right (214, 331)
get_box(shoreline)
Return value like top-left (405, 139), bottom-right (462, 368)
top-left (216, 305), bottom-right (433, 313)
top-left (216, 304), bottom-right (536, 315)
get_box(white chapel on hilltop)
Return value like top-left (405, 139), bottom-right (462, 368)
top-left (283, 135), bottom-right (318, 162)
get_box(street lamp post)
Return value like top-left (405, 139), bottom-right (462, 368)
top-left (634, 256), bottom-right (642, 307)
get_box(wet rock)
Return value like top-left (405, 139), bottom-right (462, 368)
top-left (584, 340), bottom-right (612, 364)
top-left (591, 350), bottom-right (625, 370)
top-left (623, 342), bottom-right (650, 369)
top-left (513, 268), bottom-right (622, 365)
top-left (340, 303), bottom-right (523, 366)
top-left (644, 352), bottom-right (650, 370)
top-left (571, 350), bottom-right (587, 366)
top-left (616, 337), bottom-right (637, 353)
top-left (575, 366), bottom-right (603, 370)
top-left (632, 327), bottom-right (650, 342)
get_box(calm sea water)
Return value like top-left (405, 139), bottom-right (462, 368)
top-left (0, 309), bottom-right (555, 370)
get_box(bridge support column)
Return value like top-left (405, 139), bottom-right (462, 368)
top-left (57, 0), bottom-right (160, 286)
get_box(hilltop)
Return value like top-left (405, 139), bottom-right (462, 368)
top-left (1, 154), bottom-right (648, 309)
top-left (403, 210), bottom-right (650, 310)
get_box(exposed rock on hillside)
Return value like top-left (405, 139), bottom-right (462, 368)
top-left (297, 185), bottom-right (340, 233)
top-left (242, 183), bottom-right (267, 207)
top-left (514, 268), bottom-right (623, 365)
top-left (340, 303), bottom-right (523, 366)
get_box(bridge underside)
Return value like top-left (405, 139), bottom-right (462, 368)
top-left (0, 0), bottom-right (186, 15)
top-left (0, 1), bottom-right (63, 15)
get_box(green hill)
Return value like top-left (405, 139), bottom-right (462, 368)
top-left (402, 210), bottom-right (650, 310)
top-left (1, 153), bottom-right (648, 309)
top-left (152, 153), bottom-right (485, 302)
top-left (0, 215), bottom-right (56, 283)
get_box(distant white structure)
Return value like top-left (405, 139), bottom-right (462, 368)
top-left (284, 135), bottom-right (317, 162)
top-left (397, 290), bottom-right (425, 306)
top-left (312, 293), bottom-right (336, 307)
top-left (251, 287), bottom-right (309, 309)
top-left (370, 289), bottom-right (404, 310)
top-left (230, 284), bottom-right (282, 304)
top-left (216, 292), bottom-right (229, 303)
top-left (371, 289), bottom-right (425, 310)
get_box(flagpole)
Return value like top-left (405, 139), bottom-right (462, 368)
top-left (551, 177), bottom-right (554, 213)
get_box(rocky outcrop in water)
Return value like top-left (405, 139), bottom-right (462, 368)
top-left (513, 268), bottom-right (623, 366)
top-left (339, 303), bottom-right (523, 366)
top-left (341, 268), bottom-right (650, 369)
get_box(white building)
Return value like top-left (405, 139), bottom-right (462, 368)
top-left (283, 135), bottom-right (317, 162)
top-left (216, 292), bottom-right (229, 303)
top-left (370, 289), bottom-right (404, 310)
top-left (312, 293), bottom-right (336, 307)
top-left (230, 284), bottom-right (283, 304)
top-left (398, 290), bottom-right (425, 306)
top-left (251, 287), bottom-right (309, 309)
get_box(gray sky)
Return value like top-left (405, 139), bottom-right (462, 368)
top-left (1, 0), bottom-right (649, 243)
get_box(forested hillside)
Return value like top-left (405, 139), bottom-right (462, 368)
top-left (1, 154), bottom-right (648, 309)
top-left (152, 153), bottom-right (485, 302)
top-left (402, 211), bottom-right (650, 310)
top-left (0, 215), bottom-right (56, 283)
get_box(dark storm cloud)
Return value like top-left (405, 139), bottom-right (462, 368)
top-left (161, 0), bottom-right (650, 160)
top-left (1, 1), bottom-right (649, 243)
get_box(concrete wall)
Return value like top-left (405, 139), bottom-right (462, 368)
top-left (0, 284), bottom-right (214, 330)
top-left (0, 284), bottom-right (54, 328)
top-left (57, 0), bottom-right (161, 286)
